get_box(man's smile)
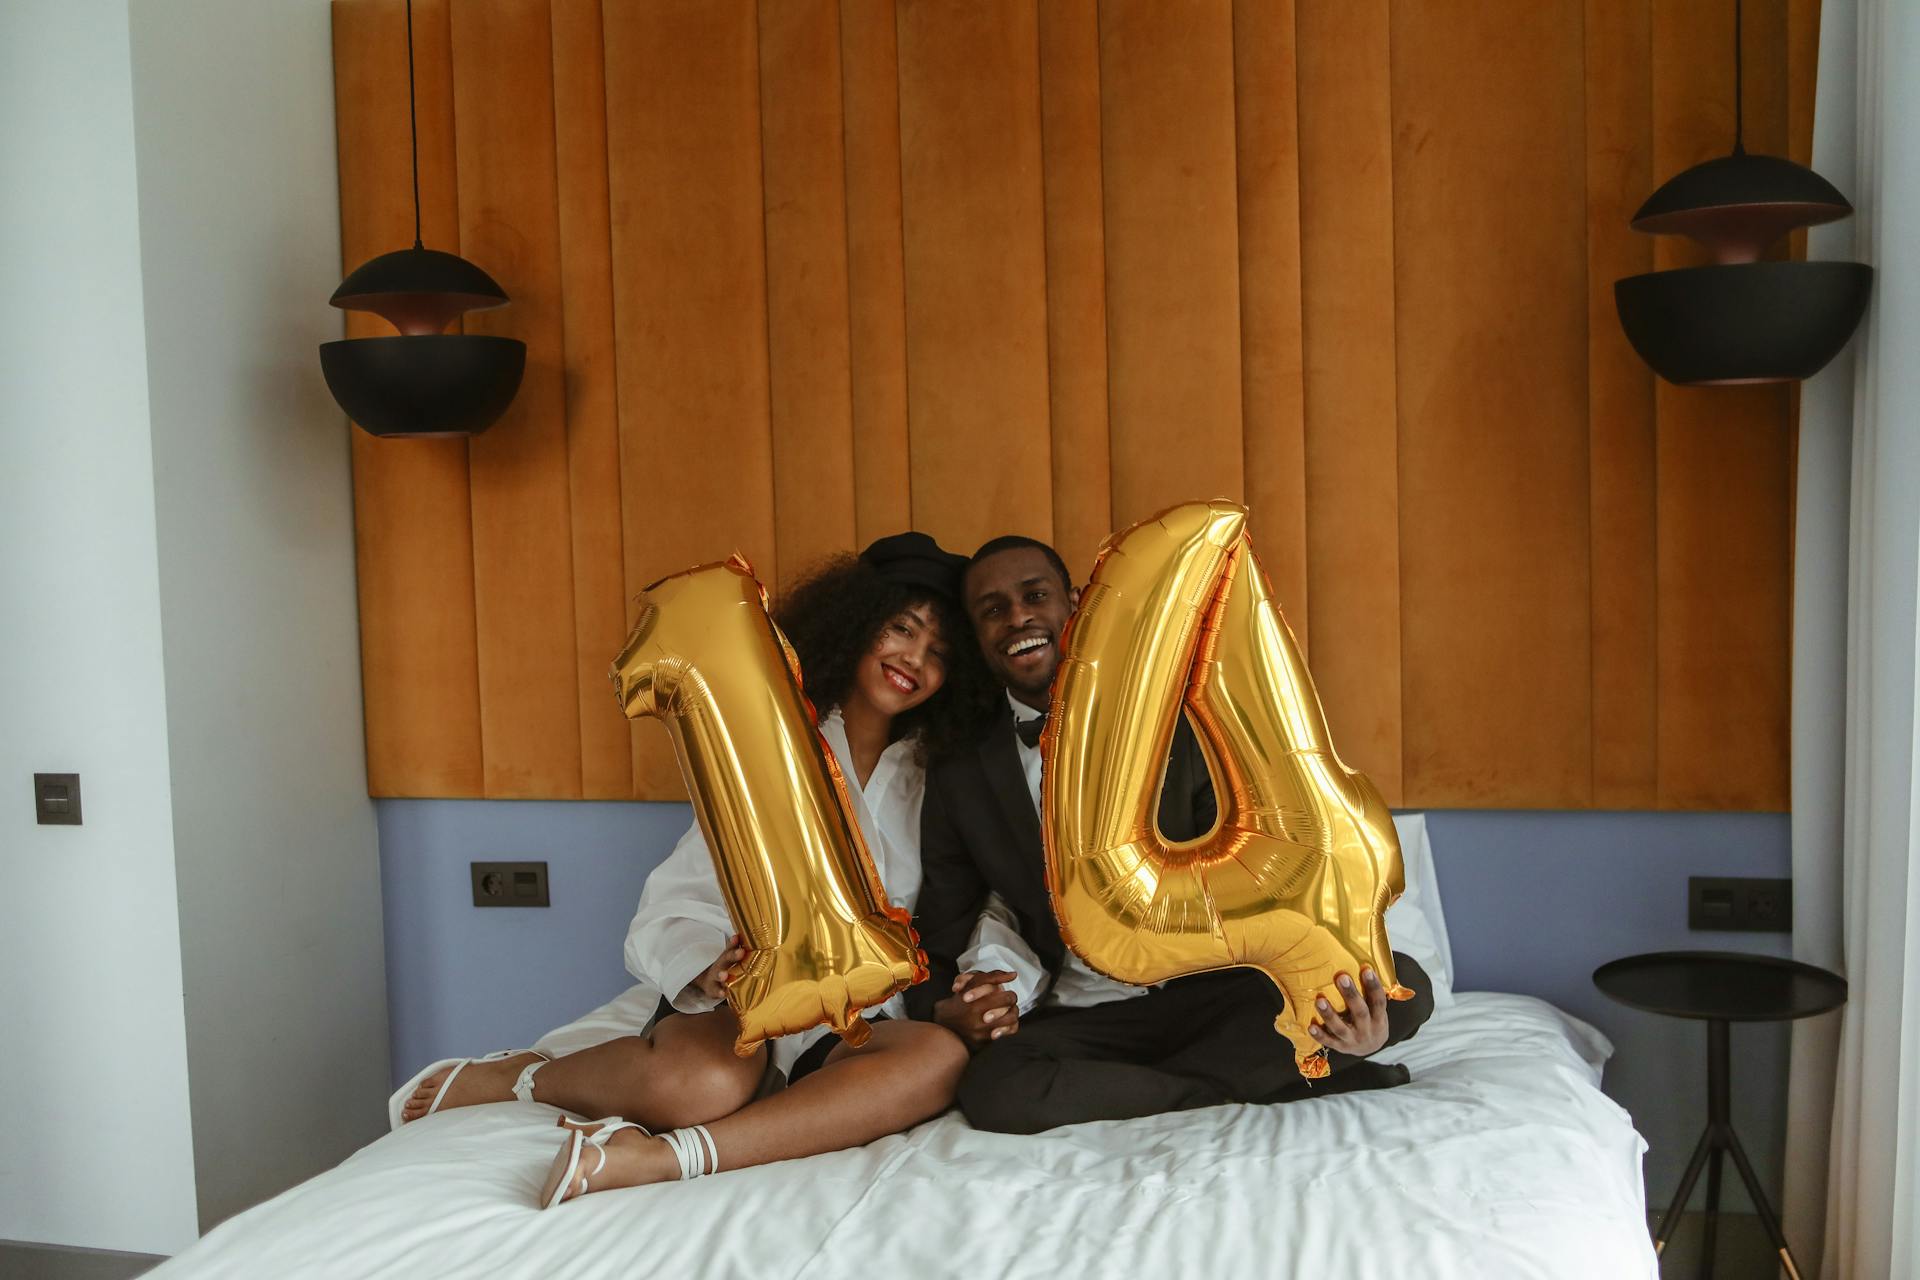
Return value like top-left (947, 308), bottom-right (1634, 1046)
top-left (1003, 632), bottom-right (1051, 659)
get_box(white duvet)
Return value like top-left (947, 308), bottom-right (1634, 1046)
top-left (155, 990), bottom-right (1656, 1278)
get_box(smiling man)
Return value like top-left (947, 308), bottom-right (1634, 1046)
top-left (966, 537), bottom-right (1074, 707)
top-left (906, 535), bottom-right (1433, 1134)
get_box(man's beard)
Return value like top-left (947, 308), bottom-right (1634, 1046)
top-left (1006, 669), bottom-right (1056, 703)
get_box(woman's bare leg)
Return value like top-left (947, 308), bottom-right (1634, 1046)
top-left (560, 1020), bottom-right (966, 1195)
top-left (532, 1010), bottom-right (765, 1129)
top-left (400, 1008), bottom-right (765, 1131)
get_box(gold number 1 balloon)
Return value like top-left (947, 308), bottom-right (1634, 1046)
top-left (609, 555), bottom-right (925, 1055)
top-left (1043, 500), bottom-right (1412, 1078)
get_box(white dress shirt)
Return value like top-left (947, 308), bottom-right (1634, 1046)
top-left (625, 707), bottom-right (1044, 1073)
top-left (1008, 693), bottom-right (1152, 1010)
top-left (957, 892), bottom-right (1045, 1014)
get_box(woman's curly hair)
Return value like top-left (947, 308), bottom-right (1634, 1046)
top-left (773, 554), bottom-right (996, 762)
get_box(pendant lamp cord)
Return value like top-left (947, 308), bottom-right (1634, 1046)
top-left (1732, 0), bottom-right (1746, 156)
top-left (406, 0), bottom-right (423, 249)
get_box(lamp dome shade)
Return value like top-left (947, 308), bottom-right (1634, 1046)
top-left (320, 334), bottom-right (526, 437)
top-left (1614, 261), bottom-right (1872, 386)
top-left (1631, 153), bottom-right (1853, 263)
top-left (330, 246), bottom-right (511, 336)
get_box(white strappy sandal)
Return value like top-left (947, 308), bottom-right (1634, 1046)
top-left (538, 1117), bottom-right (719, 1208)
top-left (389, 1049), bottom-right (550, 1129)
top-left (540, 1118), bottom-right (650, 1209)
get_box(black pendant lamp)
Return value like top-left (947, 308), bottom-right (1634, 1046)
top-left (320, 0), bottom-right (525, 437)
top-left (1615, 0), bottom-right (1871, 386)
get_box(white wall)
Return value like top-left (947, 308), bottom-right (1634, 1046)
top-left (127, 0), bottom-right (388, 1233)
top-left (0, 0), bottom-right (387, 1254)
top-left (0, 1), bottom-right (200, 1255)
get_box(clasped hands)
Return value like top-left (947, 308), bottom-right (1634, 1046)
top-left (687, 945), bottom-right (1027, 1049)
top-left (932, 969), bottom-right (1022, 1047)
top-left (698, 939), bottom-right (1389, 1061)
top-left (934, 965), bottom-right (1392, 1059)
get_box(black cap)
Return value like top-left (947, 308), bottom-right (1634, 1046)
top-left (859, 531), bottom-right (967, 602)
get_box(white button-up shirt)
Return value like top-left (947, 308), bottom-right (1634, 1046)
top-left (625, 707), bottom-right (1043, 1072)
top-left (1008, 693), bottom-right (1153, 1010)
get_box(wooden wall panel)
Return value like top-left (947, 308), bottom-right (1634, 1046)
top-left (1585, 0), bottom-right (1658, 808)
top-left (1393, 0), bottom-right (1593, 807)
top-left (1787, 0), bottom-right (1822, 182)
top-left (1037, 0), bottom-right (1111, 583)
top-left (839, 0), bottom-right (915, 547)
top-left (602, 0), bottom-right (778, 796)
top-left (1232, 0), bottom-right (1308, 644)
top-left (550, 0), bottom-right (634, 799)
top-left (1785, 0), bottom-right (1820, 357)
top-left (895, 0), bottom-right (1054, 554)
top-left (1744, 0), bottom-right (1792, 167)
top-left (451, 0), bottom-right (584, 798)
top-left (334, 0), bottom-right (483, 798)
top-left (759, 0), bottom-right (860, 589)
top-left (1652, 0), bottom-right (1794, 809)
top-left (1098, 0), bottom-right (1245, 527)
top-left (335, 0), bottom-right (1814, 809)
top-left (1295, 0), bottom-right (1403, 804)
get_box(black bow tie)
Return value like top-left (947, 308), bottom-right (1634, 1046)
top-left (1014, 711), bottom-right (1048, 749)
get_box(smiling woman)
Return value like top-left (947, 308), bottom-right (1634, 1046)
top-left (777, 547), bottom-right (999, 764)
top-left (384, 531), bottom-right (1014, 1206)
top-left (862, 603), bottom-right (943, 703)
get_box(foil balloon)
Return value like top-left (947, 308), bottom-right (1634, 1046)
top-left (1043, 500), bottom-right (1412, 1079)
top-left (609, 554), bottom-right (925, 1055)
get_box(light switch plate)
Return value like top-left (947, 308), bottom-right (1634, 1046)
top-left (34, 773), bottom-right (81, 825)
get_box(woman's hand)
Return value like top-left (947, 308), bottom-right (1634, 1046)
top-left (690, 934), bottom-right (746, 1003)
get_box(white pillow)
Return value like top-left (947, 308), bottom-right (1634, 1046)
top-left (1384, 812), bottom-right (1456, 1008)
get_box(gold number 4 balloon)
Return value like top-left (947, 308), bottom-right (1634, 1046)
top-left (1043, 500), bottom-right (1413, 1079)
top-left (609, 555), bottom-right (925, 1056)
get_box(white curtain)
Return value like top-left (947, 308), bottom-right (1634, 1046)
top-left (1787, 0), bottom-right (1920, 1273)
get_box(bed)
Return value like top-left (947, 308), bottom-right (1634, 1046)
top-left (153, 818), bottom-right (1658, 1278)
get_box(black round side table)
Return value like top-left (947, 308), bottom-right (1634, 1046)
top-left (1594, 950), bottom-right (1846, 1280)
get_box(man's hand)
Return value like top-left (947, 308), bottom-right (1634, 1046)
top-left (932, 970), bottom-right (1021, 1048)
top-left (1308, 968), bottom-right (1390, 1059)
top-left (689, 934), bottom-right (746, 1004)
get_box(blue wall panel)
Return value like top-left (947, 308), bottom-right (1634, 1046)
top-left (379, 801), bottom-right (1802, 1207)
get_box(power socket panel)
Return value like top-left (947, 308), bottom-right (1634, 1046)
top-left (471, 860), bottom-right (550, 908)
top-left (1688, 876), bottom-right (1792, 933)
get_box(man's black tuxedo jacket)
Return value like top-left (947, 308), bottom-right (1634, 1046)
top-left (906, 705), bottom-right (1218, 1021)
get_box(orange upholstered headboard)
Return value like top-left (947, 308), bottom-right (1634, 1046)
top-left (332, 0), bottom-right (1816, 808)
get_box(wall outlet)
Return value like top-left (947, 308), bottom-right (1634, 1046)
top-left (1688, 876), bottom-right (1792, 933)
top-left (471, 860), bottom-right (550, 907)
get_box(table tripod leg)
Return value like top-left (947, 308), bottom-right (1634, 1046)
top-left (1699, 1146), bottom-right (1723, 1278)
top-left (1723, 1125), bottom-right (1803, 1280)
top-left (1655, 1124), bottom-right (1716, 1257)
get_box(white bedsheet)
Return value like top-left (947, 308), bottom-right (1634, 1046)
top-left (154, 992), bottom-right (1656, 1279)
